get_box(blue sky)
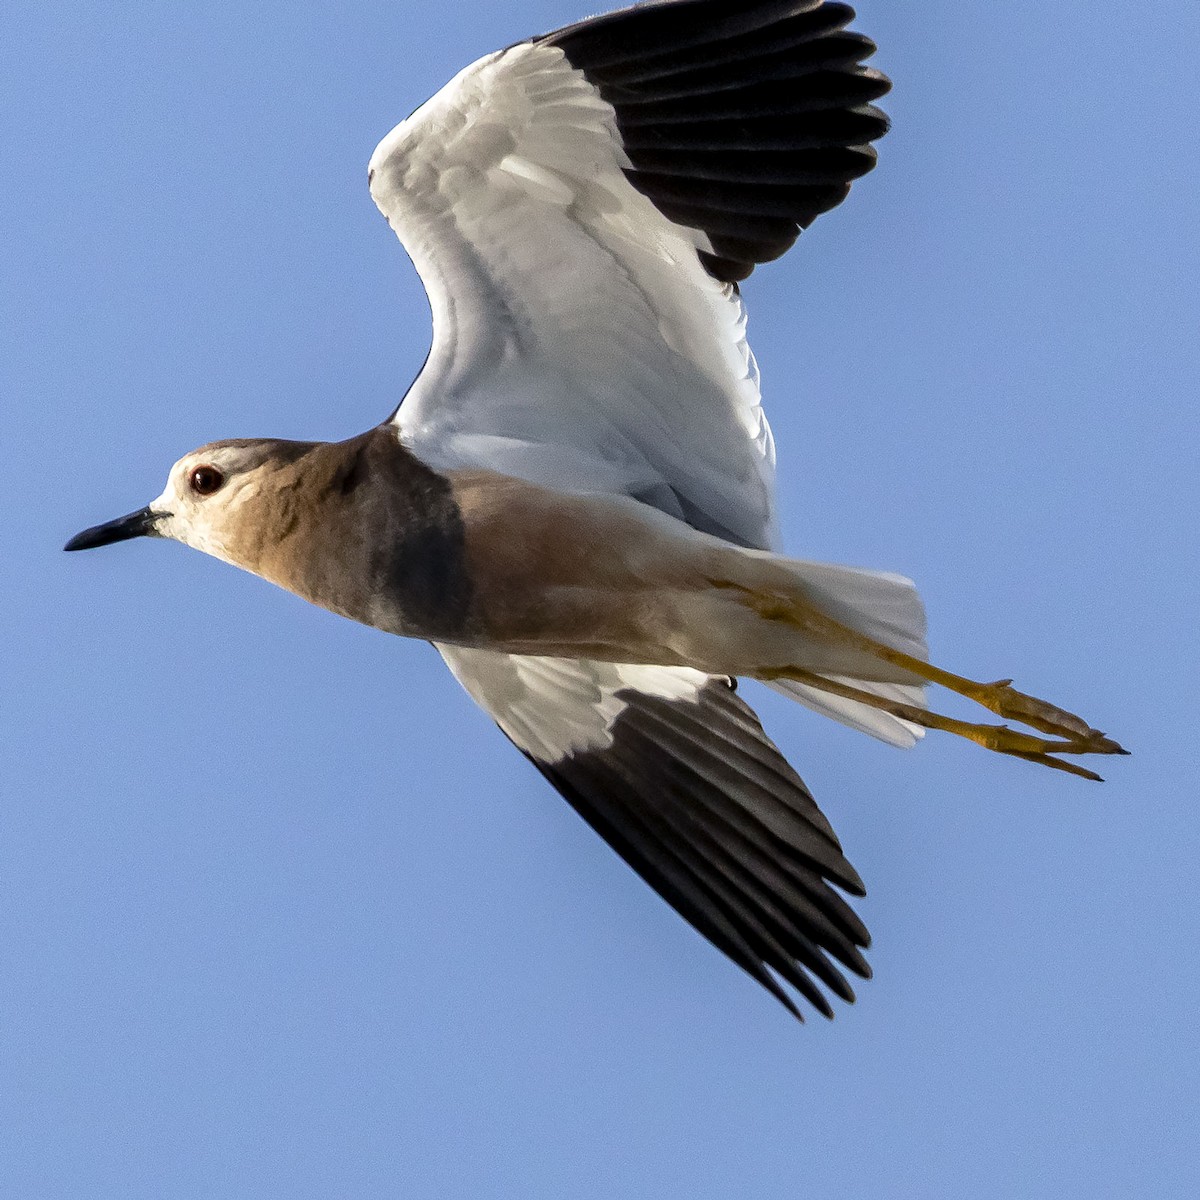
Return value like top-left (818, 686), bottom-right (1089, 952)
top-left (4, 2), bottom-right (1198, 1196)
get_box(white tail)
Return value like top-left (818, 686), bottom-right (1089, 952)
top-left (769, 676), bottom-right (927, 748)
top-left (762, 560), bottom-right (930, 747)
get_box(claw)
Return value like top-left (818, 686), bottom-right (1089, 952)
top-left (1084, 733), bottom-right (1130, 756)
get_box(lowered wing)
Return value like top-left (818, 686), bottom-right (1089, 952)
top-left (438, 646), bottom-right (872, 1019)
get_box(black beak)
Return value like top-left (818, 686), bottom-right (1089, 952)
top-left (64, 506), bottom-right (165, 552)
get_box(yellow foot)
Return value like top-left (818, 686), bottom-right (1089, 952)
top-left (960, 679), bottom-right (1129, 755)
top-left (923, 714), bottom-right (1112, 781)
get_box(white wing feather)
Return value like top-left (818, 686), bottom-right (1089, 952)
top-left (436, 643), bottom-right (710, 764)
top-left (368, 41), bottom-right (777, 549)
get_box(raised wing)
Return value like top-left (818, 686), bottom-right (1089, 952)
top-left (368, 0), bottom-right (889, 550)
top-left (438, 646), bottom-right (872, 1019)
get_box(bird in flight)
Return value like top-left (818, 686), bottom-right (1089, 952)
top-left (66, 0), bottom-right (1125, 1020)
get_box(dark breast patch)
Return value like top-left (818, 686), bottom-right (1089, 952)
top-left (359, 431), bottom-right (476, 641)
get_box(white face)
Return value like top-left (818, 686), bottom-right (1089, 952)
top-left (149, 442), bottom-right (275, 565)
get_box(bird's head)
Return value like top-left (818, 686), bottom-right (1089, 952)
top-left (64, 438), bottom-right (316, 568)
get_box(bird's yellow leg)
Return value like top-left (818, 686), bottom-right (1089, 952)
top-left (818, 616), bottom-right (1124, 754)
top-left (736, 585), bottom-right (1127, 759)
top-left (762, 668), bottom-right (1109, 782)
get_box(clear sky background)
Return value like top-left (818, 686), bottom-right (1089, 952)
top-left (4, 2), bottom-right (1199, 1196)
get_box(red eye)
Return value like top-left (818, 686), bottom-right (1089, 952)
top-left (189, 465), bottom-right (224, 496)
